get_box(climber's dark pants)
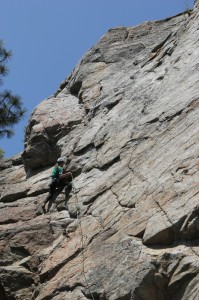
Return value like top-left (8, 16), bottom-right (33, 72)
top-left (44, 178), bottom-right (72, 204)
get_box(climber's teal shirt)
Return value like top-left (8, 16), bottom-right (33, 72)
top-left (51, 165), bottom-right (63, 179)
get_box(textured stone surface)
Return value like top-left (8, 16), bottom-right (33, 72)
top-left (1, 2), bottom-right (199, 299)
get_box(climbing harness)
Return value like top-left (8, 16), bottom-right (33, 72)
top-left (71, 173), bottom-right (95, 300)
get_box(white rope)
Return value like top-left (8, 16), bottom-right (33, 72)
top-left (71, 174), bottom-right (95, 300)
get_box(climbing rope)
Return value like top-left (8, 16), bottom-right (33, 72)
top-left (70, 173), bottom-right (95, 300)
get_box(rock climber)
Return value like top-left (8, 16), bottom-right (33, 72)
top-left (42, 157), bottom-right (72, 213)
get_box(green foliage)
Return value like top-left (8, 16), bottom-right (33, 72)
top-left (0, 40), bottom-right (12, 83)
top-left (0, 40), bottom-right (26, 138)
top-left (0, 148), bottom-right (4, 159)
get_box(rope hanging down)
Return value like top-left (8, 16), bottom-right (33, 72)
top-left (71, 174), bottom-right (95, 300)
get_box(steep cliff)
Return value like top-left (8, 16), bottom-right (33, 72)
top-left (1, 2), bottom-right (199, 300)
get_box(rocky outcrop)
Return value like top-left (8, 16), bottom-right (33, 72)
top-left (1, 1), bottom-right (199, 299)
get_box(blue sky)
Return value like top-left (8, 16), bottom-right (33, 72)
top-left (0, 0), bottom-right (194, 158)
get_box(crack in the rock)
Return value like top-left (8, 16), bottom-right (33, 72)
top-left (145, 96), bottom-right (199, 128)
top-left (141, 33), bottom-right (172, 68)
top-left (97, 155), bottom-right (120, 171)
top-left (146, 107), bottom-right (184, 125)
top-left (88, 95), bottom-right (122, 120)
top-left (190, 247), bottom-right (199, 258)
top-left (54, 283), bottom-right (85, 296)
top-left (40, 247), bottom-right (82, 284)
top-left (151, 194), bottom-right (175, 231)
top-left (73, 143), bottom-right (95, 156)
top-left (124, 136), bottom-right (150, 148)
top-left (110, 188), bottom-right (130, 210)
top-left (0, 189), bottom-right (30, 203)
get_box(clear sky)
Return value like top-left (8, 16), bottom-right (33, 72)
top-left (0, 0), bottom-right (195, 158)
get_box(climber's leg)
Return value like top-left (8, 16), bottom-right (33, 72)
top-left (42, 179), bottom-right (57, 212)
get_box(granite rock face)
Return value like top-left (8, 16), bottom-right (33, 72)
top-left (1, 2), bottom-right (199, 299)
